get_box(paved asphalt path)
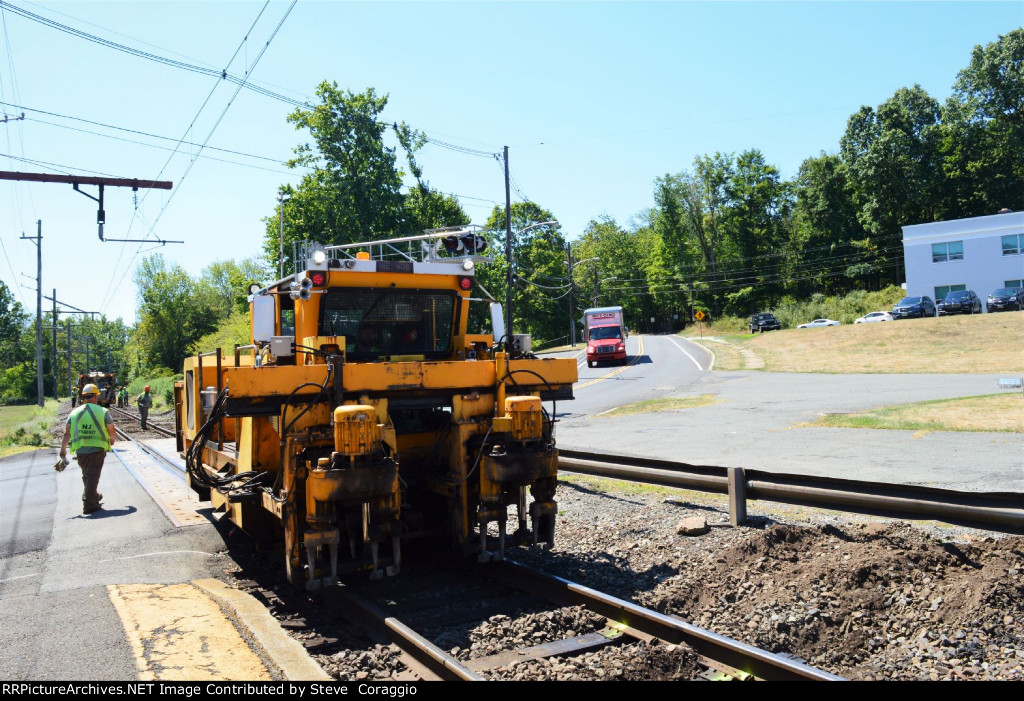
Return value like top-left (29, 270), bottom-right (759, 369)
top-left (0, 448), bottom-right (228, 680)
top-left (548, 334), bottom-right (1023, 493)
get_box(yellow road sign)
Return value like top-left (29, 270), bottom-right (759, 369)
top-left (695, 311), bottom-right (705, 321)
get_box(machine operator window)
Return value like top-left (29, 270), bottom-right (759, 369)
top-left (320, 289), bottom-right (457, 360)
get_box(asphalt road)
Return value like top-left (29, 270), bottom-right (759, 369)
top-left (0, 448), bottom-right (228, 680)
top-left (551, 334), bottom-right (1024, 493)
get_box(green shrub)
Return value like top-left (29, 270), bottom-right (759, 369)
top-left (688, 286), bottom-right (906, 333)
top-left (127, 375), bottom-right (181, 411)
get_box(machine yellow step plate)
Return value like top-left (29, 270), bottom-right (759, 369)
top-left (113, 438), bottom-right (208, 528)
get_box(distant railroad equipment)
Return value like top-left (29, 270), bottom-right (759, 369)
top-left (175, 227), bottom-right (578, 589)
top-left (73, 371), bottom-right (117, 408)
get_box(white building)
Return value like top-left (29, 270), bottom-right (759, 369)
top-left (902, 210), bottom-right (1024, 311)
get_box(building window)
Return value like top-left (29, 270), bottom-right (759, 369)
top-left (935, 284), bottom-right (966, 300)
top-left (1007, 280), bottom-right (1023, 288)
top-left (1002, 234), bottom-right (1024, 256)
top-left (932, 241), bottom-right (964, 262)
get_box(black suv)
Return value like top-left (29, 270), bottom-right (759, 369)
top-left (749, 312), bottom-right (781, 333)
top-left (937, 290), bottom-right (983, 315)
top-left (987, 288), bottom-right (1022, 312)
top-left (892, 295), bottom-right (936, 319)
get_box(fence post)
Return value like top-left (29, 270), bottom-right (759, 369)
top-left (728, 467), bottom-right (747, 527)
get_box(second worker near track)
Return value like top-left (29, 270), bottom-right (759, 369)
top-left (136, 385), bottom-right (153, 430)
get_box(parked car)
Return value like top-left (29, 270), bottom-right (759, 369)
top-left (987, 287), bottom-right (1023, 312)
top-left (748, 312), bottom-right (782, 333)
top-left (797, 318), bottom-right (841, 328)
top-left (855, 311), bottom-right (894, 324)
top-left (937, 290), bottom-right (983, 315)
top-left (892, 296), bottom-right (936, 319)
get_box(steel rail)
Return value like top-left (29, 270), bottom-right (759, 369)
top-left (109, 406), bottom-right (176, 438)
top-left (558, 449), bottom-right (1024, 533)
top-left (114, 426), bottom-right (185, 479)
top-left (324, 585), bottom-right (484, 681)
top-left (494, 559), bottom-right (844, 681)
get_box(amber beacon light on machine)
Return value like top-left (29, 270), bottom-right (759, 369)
top-left (174, 227), bottom-right (578, 589)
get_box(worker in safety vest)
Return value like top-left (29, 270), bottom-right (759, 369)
top-left (136, 386), bottom-right (152, 430)
top-left (59, 383), bottom-right (116, 515)
top-left (119, 387), bottom-right (128, 408)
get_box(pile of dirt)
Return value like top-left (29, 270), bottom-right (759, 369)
top-left (514, 480), bottom-right (1024, 680)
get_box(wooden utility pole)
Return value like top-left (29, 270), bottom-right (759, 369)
top-left (51, 289), bottom-right (57, 400)
top-left (503, 146), bottom-right (513, 344)
top-left (566, 243), bottom-right (576, 347)
top-left (20, 221), bottom-right (43, 406)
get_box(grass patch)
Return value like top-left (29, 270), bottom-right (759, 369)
top-left (688, 336), bottom-right (753, 371)
top-left (599, 394), bottom-right (720, 417)
top-left (687, 313), bottom-right (1023, 374)
top-left (0, 400), bottom-right (60, 456)
top-left (809, 393), bottom-right (1024, 433)
top-left (560, 473), bottom-right (684, 498)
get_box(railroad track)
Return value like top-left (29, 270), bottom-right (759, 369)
top-left (242, 557), bottom-right (844, 681)
top-left (112, 424), bottom-right (186, 481)
top-left (109, 405), bottom-right (176, 438)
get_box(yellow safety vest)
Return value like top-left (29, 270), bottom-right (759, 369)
top-left (68, 404), bottom-right (111, 453)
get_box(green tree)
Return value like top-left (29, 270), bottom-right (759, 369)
top-left (0, 281), bottom-right (29, 366)
top-left (791, 153), bottom-right (870, 295)
top-left (204, 258), bottom-right (269, 314)
top-left (264, 83), bottom-right (429, 272)
top-left (940, 29), bottom-right (1024, 217)
top-left (0, 281), bottom-right (32, 402)
top-left (404, 184), bottom-right (469, 233)
top-left (721, 149), bottom-right (792, 310)
top-left (482, 202), bottom-right (566, 345)
top-left (840, 85), bottom-right (942, 284)
top-left (653, 153), bottom-right (733, 314)
top-left (134, 255), bottom-right (222, 372)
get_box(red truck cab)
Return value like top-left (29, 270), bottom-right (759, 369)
top-left (586, 324), bottom-right (626, 367)
top-left (583, 306), bottom-right (627, 368)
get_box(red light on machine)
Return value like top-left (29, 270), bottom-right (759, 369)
top-left (458, 276), bottom-right (473, 290)
top-left (310, 272), bottom-right (327, 286)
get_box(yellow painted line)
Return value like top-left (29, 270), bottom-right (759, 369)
top-left (108, 582), bottom-right (274, 681)
top-left (574, 335), bottom-right (645, 390)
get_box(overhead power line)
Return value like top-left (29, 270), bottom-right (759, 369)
top-left (0, 0), bottom-right (313, 110)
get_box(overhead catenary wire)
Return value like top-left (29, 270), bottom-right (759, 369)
top-left (0, 0), bottom-right (314, 111)
top-left (98, 1), bottom-right (297, 314)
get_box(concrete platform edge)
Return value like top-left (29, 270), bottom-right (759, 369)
top-left (193, 578), bottom-right (331, 681)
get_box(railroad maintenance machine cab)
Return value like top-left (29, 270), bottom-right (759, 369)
top-left (175, 228), bottom-right (578, 589)
top-left (73, 371), bottom-right (118, 408)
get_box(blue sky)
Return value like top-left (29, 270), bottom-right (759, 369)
top-left (1, 1), bottom-right (1020, 324)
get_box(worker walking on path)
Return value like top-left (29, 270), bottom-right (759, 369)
top-left (119, 387), bottom-right (128, 408)
top-left (59, 383), bottom-right (116, 515)
top-left (136, 385), bottom-right (153, 430)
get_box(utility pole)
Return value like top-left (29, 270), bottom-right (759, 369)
top-left (566, 244), bottom-right (576, 347)
top-left (20, 220), bottom-right (43, 407)
top-left (593, 266), bottom-right (599, 307)
top-left (66, 318), bottom-right (73, 399)
top-left (44, 294), bottom-right (98, 399)
top-left (278, 190), bottom-right (287, 278)
top-left (51, 289), bottom-right (57, 400)
top-left (503, 146), bottom-right (513, 344)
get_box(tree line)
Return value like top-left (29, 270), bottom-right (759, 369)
top-left (1, 31), bottom-right (1019, 401)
